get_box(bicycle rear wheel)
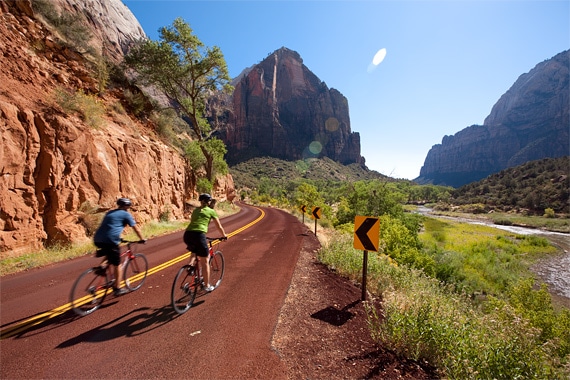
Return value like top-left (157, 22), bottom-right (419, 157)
top-left (123, 253), bottom-right (148, 291)
top-left (209, 251), bottom-right (225, 289)
top-left (70, 267), bottom-right (110, 316)
top-left (171, 265), bottom-right (198, 314)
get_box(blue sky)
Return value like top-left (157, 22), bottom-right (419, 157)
top-left (123, 0), bottom-right (569, 180)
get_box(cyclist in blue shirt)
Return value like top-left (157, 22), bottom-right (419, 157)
top-left (94, 198), bottom-right (146, 296)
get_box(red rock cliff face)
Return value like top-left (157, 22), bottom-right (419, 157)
top-left (223, 47), bottom-right (364, 166)
top-left (416, 50), bottom-right (569, 187)
top-left (0, 1), bottom-right (234, 255)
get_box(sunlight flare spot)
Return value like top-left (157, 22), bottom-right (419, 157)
top-left (325, 117), bottom-right (339, 132)
top-left (309, 141), bottom-right (322, 155)
top-left (372, 48), bottom-right (387, 65)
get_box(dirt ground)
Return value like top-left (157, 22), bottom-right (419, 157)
top-left (272, 228), bottom-right (438, 379)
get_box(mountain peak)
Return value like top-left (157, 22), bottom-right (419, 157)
top-left (222, 48), bottom-right (364, 166)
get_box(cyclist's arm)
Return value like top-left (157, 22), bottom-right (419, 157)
top-left (132, 224), bottom-right (145, 241)
top-left (213, 217), bottom-right (226, 238)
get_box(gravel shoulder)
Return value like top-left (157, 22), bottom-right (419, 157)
top-left (271, 225), bottom-right (436, 379)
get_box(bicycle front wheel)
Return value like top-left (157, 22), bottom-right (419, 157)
top-left (70, 267), bottom-right (109, 316)
top-left (171, 265), bottom-right (198, 314)
top-left (209, 251), bottom-right (225, 289)
top-left (123, 253), bottom-right (148, 291)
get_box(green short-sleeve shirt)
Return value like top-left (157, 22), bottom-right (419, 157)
top-left (186, 206), bottom-right (219, 233)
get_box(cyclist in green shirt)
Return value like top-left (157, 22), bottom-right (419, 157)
top-left (183, 193), bottom-right (227, 292)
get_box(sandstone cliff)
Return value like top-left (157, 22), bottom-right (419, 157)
top-left (416, 50), bottom-right (569, 187)
top-left (222, 47), bottom-right (364, 166)
top-left (0, 1), bottom-right (234, 255)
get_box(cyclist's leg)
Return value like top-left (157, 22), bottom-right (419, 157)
top-left (192, 235), bottom-right (211, 288)
top-left (183, 230), bottom-right (200, 266)
top-left (184, 230), bottom-right (209, 284)
top-left (202, 255), bottom-right (211, 288)
top-left (188, 252), bottom-right (197, 267)
top-left (104, 244), bottom-right (124, 293)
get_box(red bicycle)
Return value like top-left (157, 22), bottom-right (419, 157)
top-left (171, 237), bottom-right (226, 314)
top-left (69, 239), bottom-right (148, 316)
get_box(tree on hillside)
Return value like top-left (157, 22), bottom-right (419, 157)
top-left (124, 17), bottom-right (233, 183)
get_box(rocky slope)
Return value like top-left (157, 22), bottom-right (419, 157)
top-left (221, 47), bottom-right (365, 166)
top-left (0, 1), bottom-right (234, 255)
top-left (416, 50), bottom-right (569, 187)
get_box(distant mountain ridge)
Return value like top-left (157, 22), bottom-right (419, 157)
top-left (416, 50), bottom-right (569, 187)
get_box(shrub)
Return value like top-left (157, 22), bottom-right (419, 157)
top-left (544, 207), bottom-right (556, 218)
top-left (196, 178), bottom-right (212, 194)
top-left (54, 87), bottom-right (105, 128)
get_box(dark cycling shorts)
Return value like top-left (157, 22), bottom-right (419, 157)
top-left (94, 242), bottom-right (121, 266)
top-left (183, 230), bottom-right (209, 257)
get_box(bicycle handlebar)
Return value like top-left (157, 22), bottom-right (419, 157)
top-left (120, 239), bottom-right (147, 244)
top-left (206, 237), bottom-right (227, 241)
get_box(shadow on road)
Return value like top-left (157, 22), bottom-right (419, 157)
top-left (56, 305), bottom-right (181, 348)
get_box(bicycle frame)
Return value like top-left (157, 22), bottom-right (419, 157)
top-left (70, 240), bottom-right (148, 316)
top-left (171, 237), bottom-right (226, 314)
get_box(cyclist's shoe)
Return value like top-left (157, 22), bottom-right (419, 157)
top-left (204, 284), bottom-right (215, 292)
top-left (113, 287), bottom-right (128, 296)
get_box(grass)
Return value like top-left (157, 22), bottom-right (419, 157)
top-left (420, 218), bottom-right (558, 295)
top-left (315, 218), bottom-right (570, 379)
top-left (431, 209), bottom-right (570, 233)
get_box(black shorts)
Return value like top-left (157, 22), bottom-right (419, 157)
top-left (183, 231), bottom-right (209, 257)
top-left (94, 242), bottom-right (121, 266)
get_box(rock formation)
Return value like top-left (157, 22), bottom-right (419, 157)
top-left (416, 50), bottom-right (569, 187)
top-left (37, 0), bottom-right (146, 63)
top-left (221, 47), bottom-right (364, 166)
top-left (0, 1), bottom-right (234, 255)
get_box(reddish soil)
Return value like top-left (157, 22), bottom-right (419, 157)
top-left (272, 230), bottom-right (437, 379)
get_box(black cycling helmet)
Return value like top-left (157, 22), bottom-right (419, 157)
top-left (117, 197), bottom-right (132, 207)
top-left (198, 193), bottom-right (212, 202)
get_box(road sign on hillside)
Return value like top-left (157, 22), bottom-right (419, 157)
top-left (353, 216), bottom-right (379, 252)
top-left (353, 215), bottom-right (380, 301)
top-left (311, 207), bottom-right (321, 220)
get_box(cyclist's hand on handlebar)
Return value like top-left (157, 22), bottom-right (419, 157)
top-left (220, 236), bottom-right (228, 241)
top-left (139, 239), bottom-right (147, 244)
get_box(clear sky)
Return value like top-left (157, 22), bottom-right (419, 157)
top-left (122, 0), bottom-right (569, 180)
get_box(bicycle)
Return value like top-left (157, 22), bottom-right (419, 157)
top-left (70, 239), bottom-right (148, 316)
top-left (171, 237), bottom-right (226, 314)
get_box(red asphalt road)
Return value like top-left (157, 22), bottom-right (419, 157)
top-left (0, 204), bottom-right (313, 379)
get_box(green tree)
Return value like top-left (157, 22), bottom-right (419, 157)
top-left (294, 183), bottom-right (324, 212)
top-left (124, 18), bottom-right (233, 182)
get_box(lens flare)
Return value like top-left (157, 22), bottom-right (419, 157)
top-left (309, 141), bottom-right (322, 155)
top-left (325, 117), bottom-right (339, 132)
top-left (372, 48), bottom-right (387, 65)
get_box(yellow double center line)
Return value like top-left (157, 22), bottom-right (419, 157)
top-left (0, 207), bottom-right (265, 340)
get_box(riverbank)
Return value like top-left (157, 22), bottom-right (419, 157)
top-left (416, 207), bottom-right (570, 309)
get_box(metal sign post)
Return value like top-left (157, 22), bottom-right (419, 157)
top-left (300, 205), bottom-right (306, 223)
top-left (311, 206), bottom-right (321, 235)
top-left (353, 216), bottom-right (380, 301)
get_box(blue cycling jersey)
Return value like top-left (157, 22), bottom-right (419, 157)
top-left (93, 209), bottom-right (136, 245)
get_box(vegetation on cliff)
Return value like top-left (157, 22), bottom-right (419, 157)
top-left (124, 17), bottom-right (233, 184)
top-left (450, 156), bottom-right (569, 214)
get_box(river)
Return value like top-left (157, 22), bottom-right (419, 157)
top-left (416, 207), bottom-right (570, 307)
